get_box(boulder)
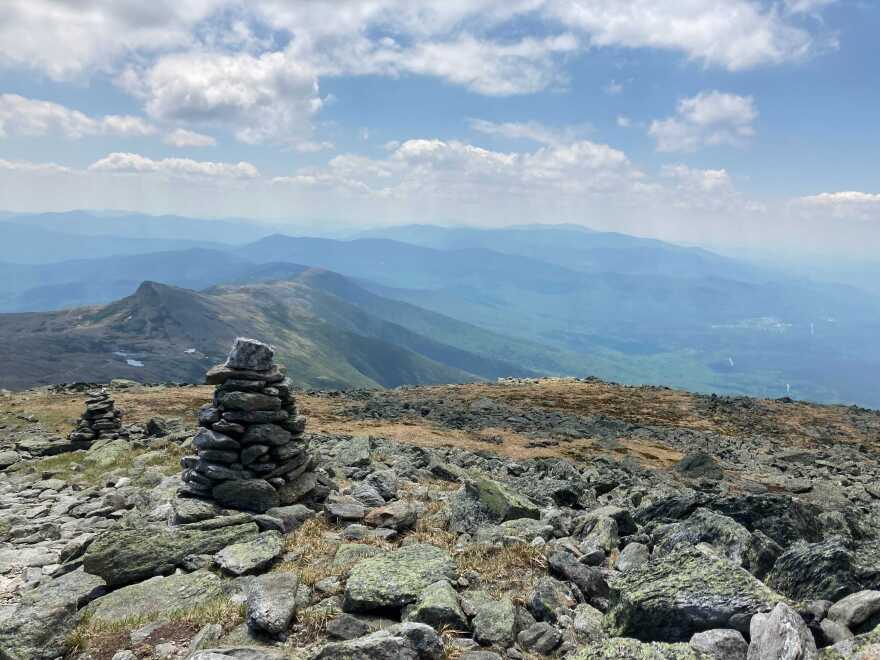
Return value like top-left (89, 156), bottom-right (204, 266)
top-left (344, 544), bottom-right (456, 612)
top-left (82, 523), bottom-right (259, 586)
top-left (364, 500), bottom-right (418, 531)
top-left (653, 508), bottom-right (755, 569)
top-left (605, 547), bottom-right (786, 642)
top-left (0, 568), bottom-right (107, 660)
top-left (85, 571), bottom-right (224, 625)
top-left (472, 597), bottom-right (517, 646)
top-left (212, 480), bottom-right (280, 513)
top-left (827, 590), bottom-right (880, 631)
top-left (689, 629), bottom-right (748, 660)
top-left (517, 622), bottom-right (562, 654)
top-left (403, 580), bottom-right (468, 631)
top-left (449, 476), bottom-right (540, 533)
top-left (246, 572), bottom-right (299, 637)
top-left (747, 603), bottom-right (818, 660)
top-left (767, 538), bottom-right (860, 602)
top-left (215, 531), bottom-right (284, 575)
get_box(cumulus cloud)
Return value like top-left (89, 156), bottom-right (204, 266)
top-left (88, 152), bottom-right (259, 179)
top-left (0, 1), bottom-right (829, 91)
top-left (794, 191), bottom-right (880, 220)
top-left (649, 91), bottom-right (758, 152)
top-left (164, 128), bottom-right (217, 148)
top-left (123, 50), bottom-right (323, 145)
top-left (0, 94), bottom-right (156, 139)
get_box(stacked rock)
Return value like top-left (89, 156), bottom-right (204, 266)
top-left (180, 337), bottom-right (319, 514)
top-left (68, 389), bottom-right (123, 447)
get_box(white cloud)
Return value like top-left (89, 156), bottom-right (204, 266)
top-left (88, 152), bottom-right (259, 179)
top-left (794, 191), bottom-right (880, 220)
top-left (469, 119), bottom-right (592, 145)
top-left (0, 158), bottom-right (73, 174)
top-left (0, 1), bottom-right (828, 92)
top-left (649, 91), bottom-right (758, 152)
top-left (125, 50), bottom-right (323, 145)
top-left (164, 128), bottom-right (217, 148)
top-left (784, 0), bottom-right (837, 14)
top-left (0, 94), bottom-right (156, 139)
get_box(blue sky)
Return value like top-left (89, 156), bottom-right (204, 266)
top-left (0, 1), bottom-right (877, 257)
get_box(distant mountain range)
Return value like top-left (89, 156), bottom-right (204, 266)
top-left (1, 213), bottom-right (879, 407)
top-left (0, 270), bottom-right (560, 390)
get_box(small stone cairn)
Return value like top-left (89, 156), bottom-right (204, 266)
top-left (180, 337), bottom-right (318, 513)
top-left (67, 389), bottom-right (123, 447)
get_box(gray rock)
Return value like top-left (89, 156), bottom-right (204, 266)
top-left (617, 542), bottom-right (650, 572)
top-left (83, 523), bottom-right (259, 586)
top-left (218, 392), bottom-right (282, 413)
top-left (473, 597), bottom-right (517, 646)
top-left (605, 547), bottom-right (786, 642)
top-left (827, 590), bottom-right (880, 630)
top-left (404, 580), bottom-right (468, 631)
top-left (527, 576), bottom-right (577, 623)
top-left (212, 479), bottom-right (280, 513)
top-left (689, 629), bottom-right (748, 660)
top-left (215, 531), bottom-right (283, 575)
top-left (0, 568), bottom-right (107, 660)
top-left (241, 424), bottom-right (291, 447)
top-left (344, 543), bottom-right (456, 612)
top-left (246, 572), bottom-right (299, 637)
top-left (675, 453), bottom-right (724, 481)
top-left (225, 337), bottom-right (275, 371)
top-left (747, 603), bottom-right (818, 660)
top-left (86, 571), bottom-right (224, 625)
top-left (449, 476), bottom-right (540, 533)
top-left (518, 621), bottom-right (562, 654)
top-left (364, 500), bottom-right (418, 531)
top-left (766, 537), bottom-right (860, 602)
top-left (264, 504), bottom-right (314, 533)
top-left (338, 436), bottom-right (372, 467)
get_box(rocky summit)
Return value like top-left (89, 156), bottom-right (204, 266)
top-left (180, 338), bottom-right (325, 513)
top-left (0, 376), bottom-right (879, 659)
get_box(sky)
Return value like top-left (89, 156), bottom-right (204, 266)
top-left (0, 0), bottom-right (878, 258)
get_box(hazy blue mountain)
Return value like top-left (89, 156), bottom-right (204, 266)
top-left (0, 273), bottom-right (541, 390)
top-left (358, 224), bottom-right (765, 281)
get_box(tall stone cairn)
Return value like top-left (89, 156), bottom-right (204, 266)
top-left (179, 337), bottom-right (318, 513)
top-left (68, 389), bottom-right (123, 447)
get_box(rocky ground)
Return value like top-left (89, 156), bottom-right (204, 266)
top-left (1, 377), bottom-right (880, 659)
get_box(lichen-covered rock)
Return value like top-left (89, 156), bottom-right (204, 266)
top-left (0, 568), bottom-right (107, 660)
top-left (747, 603), bottom-right (818, 660)
top-left (448, 476), bottom-right (540, 533)
top-left (472, 596), bottom-right (517, 646)
top-left (85, 571), bottom-right (224, 625)
top-left (82, 523), bottom-right (259, 586)
top-left (604, 547), bottom-right (787, 642)
top-left (572, 638), bottom-right (711, 659)
top-left (653, 508), bottom-right (755, 569)
top-left (404, 580), bottom-right (468, 631)
top-left (343, 543), bottom-right (456, 612)
top-left (246, 572), bottom-right (299, 637)
top-left (767, 538), bottom-right (861, 602)
top-left (689, 629), bottom-right (748, 660)
top-left (214, 530), bottom-right (283, 575)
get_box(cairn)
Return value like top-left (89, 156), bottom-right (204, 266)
top-left (68, 389), bottom-right (123, 446)
top-left (180, 337), bottom-right (319, 513)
